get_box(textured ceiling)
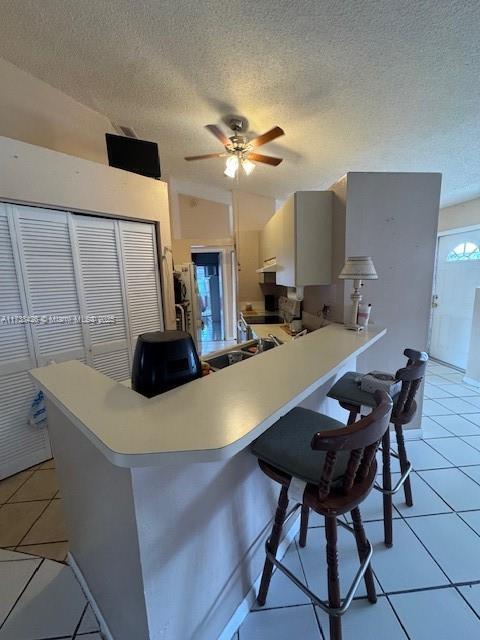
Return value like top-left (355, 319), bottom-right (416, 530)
top-left (0, 0), bottom-right (479, 205)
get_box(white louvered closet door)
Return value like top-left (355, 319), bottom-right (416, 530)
top-left (13, 206), bottom-right (86, 367)
top-left (71, 215), bottom-right (131, 381)
top-left (0, 204), bottom-right (51, 479)
top-left (119, 220), bottom-right (164, 352)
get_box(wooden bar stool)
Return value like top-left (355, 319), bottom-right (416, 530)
top-left (321, 348), bottom-right (428, 547)
top-left (251, 391), bottom-right (393, 640)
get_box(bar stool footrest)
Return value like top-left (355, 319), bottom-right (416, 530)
top-left (374, 460), bottom-right (412, 496)
top-left (263, 504), bottom-right (374, 618)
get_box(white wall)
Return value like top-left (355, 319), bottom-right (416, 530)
top-left (48, 401), bottom-right (149, 640)
top-left (438, 196), bottom-right (480, 232)
top-left (177, 193), bottom-right (232, 239)
top-left (303, 173), bottom-right (441, 426)
top-left (0, 136), bottom-right (176, 329)
top-left (168, 177), bottom-right (233, 239)
top-left (0, 57), bottom-right (113, 164)
top-left (233, 190), bottom-right (276, 303)
top-left (465, 289), bottom-right (480, 387)
top-left (233, 190), bottom-right (276, 231)
top-left (344, 173), bottom-right (441, 382)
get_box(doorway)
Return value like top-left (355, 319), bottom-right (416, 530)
top-left (430, 227), bottom-right (480, 369)
top-left (191, 245), bottom-right (237, 353)
top-left (192, 252), bottom-right (224, 341)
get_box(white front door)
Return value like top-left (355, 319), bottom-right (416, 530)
top-left (430, 228), bottom-right (480, 368)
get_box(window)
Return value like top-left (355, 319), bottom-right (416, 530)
top-left (446, 241), bottom-right (480, 262)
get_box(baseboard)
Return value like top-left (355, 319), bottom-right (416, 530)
top-left (217, 514), bottom-right (300, 640)
top-left (464, 376), bottom-right (480, 389)
top-left (67, 552), bottom-right (114, 640)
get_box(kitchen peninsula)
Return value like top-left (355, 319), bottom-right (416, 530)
top-left (31, 323), bottom-right (385, 640)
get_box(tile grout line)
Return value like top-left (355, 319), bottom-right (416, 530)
top-left (415, 469), bottom-right (480, 536)
top-left (71, 601), bottom-right (89, 640)
top-left (0, 467), bottom-right (38, 507)
top-left (419, 434), bottom-right (480, 466)
top-left (456, 465), bottom-right (480, 488)
top-left (15, 491), bottom-right (61, 548)
top-left (454, 585), bottom-right (480, 625)
top-left (384, 592), bottom-right (412, 640)
top-left (0, 557), bottom-right (45, 630)
top-left (382, 460), bottom-right (480, 597)
top-left (2, 495), bottom-right (61, 506)
top-left (293, 538), bottom-right (326, 640)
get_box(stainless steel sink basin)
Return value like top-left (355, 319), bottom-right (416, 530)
top-left (206, 350), bottom-right (254, 371)
top-left (240, 338), bottom-right (277, 354)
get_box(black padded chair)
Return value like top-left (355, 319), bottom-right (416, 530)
top-left (320, 348), bottom-right (428, 547)
top-left (251, 391), bottom-right (393, 640)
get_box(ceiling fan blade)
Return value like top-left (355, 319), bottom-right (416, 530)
top-left (249, 126), bottom-right (285, 148)
top-left (205, 124), bottom-right (230, 146)
top-left (247, 152), bottom-right (283, 166)
top-left (184, 153), bottom-right (227, 161)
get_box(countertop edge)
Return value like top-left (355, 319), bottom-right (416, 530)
top-left (32, 325), bottom-right (386, 467)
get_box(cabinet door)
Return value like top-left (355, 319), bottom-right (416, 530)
top-left (13, 206), bottom-right (86, 366)
top-left (118, 220), bottom-right (164, 353)
top-left (294, 191), bottom-right (332, 286)
top-left (0, 204), bottom-right (51, 479)
top-left (275, 197), bottom-right (296, 287)
top-left (260, 217), bottom-right (274, 265)
top-left (71, 215), bottom-right (131, 381)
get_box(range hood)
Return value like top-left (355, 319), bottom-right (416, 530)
top-left (256, 258), bottom-right (279, 273)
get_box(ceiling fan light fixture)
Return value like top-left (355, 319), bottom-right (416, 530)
top-left (186, 117), bottom-right (284, 176)
top-left (241, 158), bottom-right (255, 175)
top-left (224, 154), bottom-right (239, 178)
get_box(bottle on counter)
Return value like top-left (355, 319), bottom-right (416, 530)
top-left (357, 303), bottom-right (372, 328)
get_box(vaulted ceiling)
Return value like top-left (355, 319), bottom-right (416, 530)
top-left (0, 0), bottom-right (479, 205)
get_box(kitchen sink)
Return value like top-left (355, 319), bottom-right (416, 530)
top-left (240, 338), bottom-right (278, 354)
top-left (206, 350), bottom-right (255, 371)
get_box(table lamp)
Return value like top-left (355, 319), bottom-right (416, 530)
top-left (339, 256), bottom-right (378, 330)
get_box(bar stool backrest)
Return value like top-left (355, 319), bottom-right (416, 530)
top-left (393, 348), bottom-right (429, 420)
top-left (311, 391), bottom-right (393, 500)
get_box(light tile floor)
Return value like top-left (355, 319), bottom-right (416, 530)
top-left (0, 547), bottom-right (102, 639)
top-left (236, 360), bottom-right (480, 639)
top-left (0, 459), bottom-right (69, 561)
top-left (0, 463), bottom-right (103, 638)
top-left (2, 360), bottom-right (480, 639)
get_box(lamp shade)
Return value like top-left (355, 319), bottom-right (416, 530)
top-left (338, 256), bottom-right (378, 280)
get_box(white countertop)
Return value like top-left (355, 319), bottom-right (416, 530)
top-left (30, 323), bottom-right (385, 468)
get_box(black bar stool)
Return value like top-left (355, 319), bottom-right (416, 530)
top-left (320, 348), bottom-right (428, 547)
top-left (251, 391), bottom-right (393, 640)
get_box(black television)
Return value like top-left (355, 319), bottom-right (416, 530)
top-left (105, 133), bottom-right (161, 179)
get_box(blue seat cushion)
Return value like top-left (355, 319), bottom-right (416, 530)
top-left (327, 371), bottom-right (399, 408)
top-left (251, 407), bottom-right (350, 486)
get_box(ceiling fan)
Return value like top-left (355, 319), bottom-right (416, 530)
top-left (185, 116), bottom-right (284, 178)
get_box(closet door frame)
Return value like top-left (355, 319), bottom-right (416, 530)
top-left (67, 214), bottom-right (92, 364)
top-left (113, 220), bottom-right (134, 360)
top-left (4, 203), bottom-right (38, 373)
top-left (118, 219), bottom-right (165, 351)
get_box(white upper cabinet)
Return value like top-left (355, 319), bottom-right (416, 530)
top-left (260, 191), bottom-right (332, 287)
